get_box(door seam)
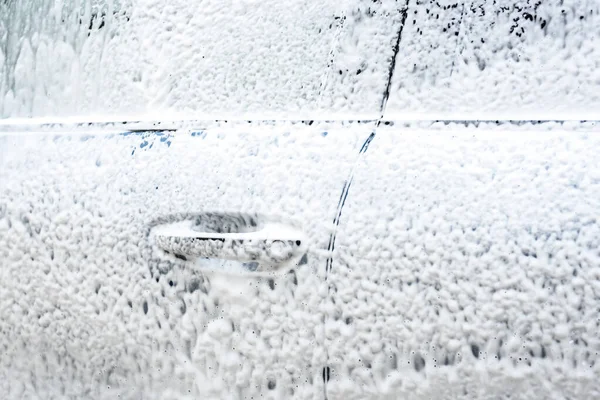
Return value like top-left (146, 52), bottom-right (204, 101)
top-left (321, 0), bottom-right (410, 396)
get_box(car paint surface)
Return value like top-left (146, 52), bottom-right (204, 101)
top-left (1, 0), bottom-right (600, 398)
top-left (2, 122), bottom-right (600, 399)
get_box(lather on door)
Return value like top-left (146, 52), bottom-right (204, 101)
top-left (0, 123), bottom-right (365, 399)
top-left (325, 125), bottom-right (600, 399)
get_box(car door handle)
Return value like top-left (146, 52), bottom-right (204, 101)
top-left (152, 213), bottom-right (306, 272)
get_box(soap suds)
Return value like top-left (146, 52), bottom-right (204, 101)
top-left (2, 1), bottom-right (599, 120)
top-left (0, 0), bottom-right (397, 119)
top-left (325, 126), bottom-right (600, 399)
top-left (385, 0), bottom-right (600, 120)
top-left (2, 123), bottom-right (600, 398)
top-left (0, 125), bottom-right (364, 399)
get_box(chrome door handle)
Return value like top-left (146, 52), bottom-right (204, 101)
top-left (152, 213), bottom-right (306, 272)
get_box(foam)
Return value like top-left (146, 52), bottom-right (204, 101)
top-left (2, 123), bottom-right (600, 398)
top-left (0, 125), bottom-right (365, 399)
top-left (385, 0), bottom-right (600, 120)
top-left (0, 0), bottom-right (391, 119)
top-left (3, 1), bottom-right (598, 120)
top-left (326, 126), bottom-right (600, 399)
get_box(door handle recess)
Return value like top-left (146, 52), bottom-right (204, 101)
top-left (152, 213), bottom-right (306, 272)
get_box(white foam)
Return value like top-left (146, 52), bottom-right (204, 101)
top-left (384, 0), bottom-right (600, 120)
top-left (325, 125), bottom-right (600, 399)
top-left (2, 0), bottom-right (598, 120)
top-left (0, 125), bottom-right (365, 398)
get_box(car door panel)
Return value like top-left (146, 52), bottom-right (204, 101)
top-left (0, 124), bottom-right (367, 399)
top-left (326, 124), bottom-right (600, 399)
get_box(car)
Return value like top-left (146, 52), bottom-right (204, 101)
top-left (1, 0), bottom-right (599, 399)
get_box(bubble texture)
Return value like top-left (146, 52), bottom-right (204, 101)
top-left (0, 0), bottom-right (396, 119)
top-left (386, 0), bottom-right (600, 119)
top-left (0, 125), bottom-right (366, 399)
top-left (326, 127), bottom-right (600, 399)
top-left (2, 1), bottom-right (598, 119)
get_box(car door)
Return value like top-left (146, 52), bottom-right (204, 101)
top-left (0, 122), bottom-right (369, 399)
top-left (325, 123), bottom-right (600, 399)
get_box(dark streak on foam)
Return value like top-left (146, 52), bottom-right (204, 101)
top-left (325, 132), bottom-right (375, 274)
top-left (378, 0), bottom-right (411, 116)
